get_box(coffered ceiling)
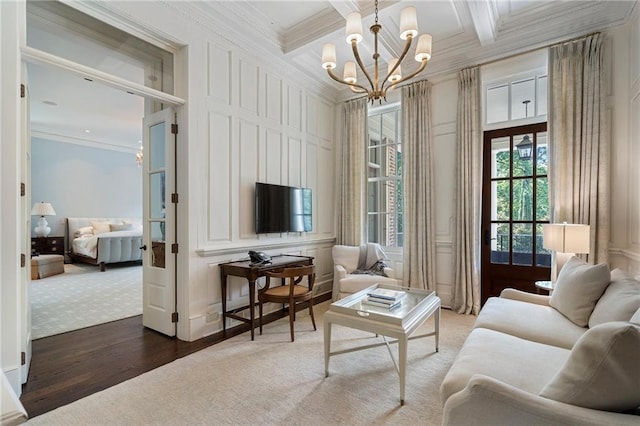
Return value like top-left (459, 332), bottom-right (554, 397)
top-left (27, 0), bottom-right (637, 153)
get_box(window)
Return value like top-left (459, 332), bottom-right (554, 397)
top-left (367, 105), bottom-right (403, 247)
top-left (486, 74), bottom-right (547, 125)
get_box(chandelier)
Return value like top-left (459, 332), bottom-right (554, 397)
top-left (321, 0), bottom-right (432, 103)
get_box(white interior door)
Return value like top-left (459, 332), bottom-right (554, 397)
top-left (142, 108), bottom-right (176, 336)
top-left (21, 78), bottom-right (32, 381)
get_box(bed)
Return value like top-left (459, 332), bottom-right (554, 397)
top-left (67, 217), bottom-right (143, 271)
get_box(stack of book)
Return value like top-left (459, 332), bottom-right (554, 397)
top-left (362, 288), bottom-right (406, 309)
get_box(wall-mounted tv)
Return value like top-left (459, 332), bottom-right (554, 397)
top-left (255, 182), bottom-right (312, 234)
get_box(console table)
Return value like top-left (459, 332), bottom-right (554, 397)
top-left (219, 254), bottom-right (314, 340)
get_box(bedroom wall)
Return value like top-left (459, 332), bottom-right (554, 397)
top-left (31, 137), bottom-right (142, 238)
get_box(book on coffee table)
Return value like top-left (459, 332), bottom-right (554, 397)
top-left (362, 296), bottom-right (404, 309)
top-left (366, 288), bottom-right (406, 301)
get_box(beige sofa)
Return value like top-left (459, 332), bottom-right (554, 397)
top-left (441, 257), bottom-right (640, 425)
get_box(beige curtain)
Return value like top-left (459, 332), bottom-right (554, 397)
top-left (402, 80), bottom-right (436, 291)
top-left (549, 33), bottom-right (609, 264)
top-left (452, 67), bottom-right (482, 315)
top-left (336, 97), bottom-right (367, 246)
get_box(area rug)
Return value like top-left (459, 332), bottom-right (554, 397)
top-left (26, 301), bottom-right (475, 425)
top-left (30, 263), bottom-right (142, 339)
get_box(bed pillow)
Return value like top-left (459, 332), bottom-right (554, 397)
top-left (589, 268), bottom-right (640, 327)
top-left (539, 321), bottom-right (640, 412)
top-left (110, 223), bottom-right (133, 232)
top-left (549, 256), bottom-right (610, 327)
top-left (74, 226), bottom-right (94, 238)
top-left (91, 221), bottom-right (112, 235)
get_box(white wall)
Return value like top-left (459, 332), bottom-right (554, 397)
top-left (95, 2), bottom-right (337, 341)
top-left (431, 76), bottom-right (459, 307)
top-left (31, 137), bottom-right (142, 237)
top-left (609, 5), bottom-right (640, 275)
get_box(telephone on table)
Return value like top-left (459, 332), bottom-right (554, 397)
top-left (249, 250), bottom-right (271, 265)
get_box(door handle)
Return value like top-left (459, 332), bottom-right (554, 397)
top-left (484, 230), bottom-right (490, 246)
top-left (140, 245), bottom-right (147, 251)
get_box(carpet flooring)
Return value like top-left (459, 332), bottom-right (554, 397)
top-left (30, 263), bottom-right (142, 339)
top-left (27, 301), bottom-right (475, 425)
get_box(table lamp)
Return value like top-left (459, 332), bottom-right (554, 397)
top-left (542, 222), bottom-right (590, 282)
top-left (31, 202), bottom-right (56, 237)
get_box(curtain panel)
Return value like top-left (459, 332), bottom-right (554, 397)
top-left (401, 80), bottom-right (436, 291)
top-left (337, 97), bottom-right (367, 246)
top-left (548, 33), bottom-right (609, 264)
top-left (452, 67), bottom-right (482, 315)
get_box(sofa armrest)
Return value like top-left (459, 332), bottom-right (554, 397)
top-left (334, 264), bottom-right (347, 279)
top-left (443, 374), bottom-right (640, 426)
top-left (500, 288), bottom-right (551, 306)
top-left (383, 267), bottom-right (395, 279)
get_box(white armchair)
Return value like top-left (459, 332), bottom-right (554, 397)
top-left (332, 243), bottom-right (400, 301)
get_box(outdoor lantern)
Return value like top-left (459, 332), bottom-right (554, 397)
top-left (516, 135), bottom-right (533, 160)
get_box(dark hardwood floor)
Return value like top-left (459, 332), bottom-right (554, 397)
top-left (21, 293), bottom-right (330, 419)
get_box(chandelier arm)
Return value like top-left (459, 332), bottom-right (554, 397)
top-left (380, 36), bottom-right (413, 93)
top-left (386, 59), bottom-right (429, 90)
top-left (325, 68), bottom-right (370, 93)
top-left (351, 40), bottom-right (375, 91)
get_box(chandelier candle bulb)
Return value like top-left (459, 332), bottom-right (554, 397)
top-left (399, 6), bottom-right (418, 40)
top-left (388, 58), bottom-right (402, 82)
top-left (345, 12), bottom-right (363, 44)
top-left (321, 43), bottom-right (337, 69)
top-left (415, 34), bottom-right (432, 61)
top-left (343, 62), bottom-right (357, 84)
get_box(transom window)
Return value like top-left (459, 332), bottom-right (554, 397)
top-left (367, 105), bottom-right (403, 248)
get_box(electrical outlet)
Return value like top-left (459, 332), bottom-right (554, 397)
top-left (206, 312), bottom-right (219, 323)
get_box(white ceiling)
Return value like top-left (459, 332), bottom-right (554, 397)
top-left (27, 0), bottom-right (637, 153)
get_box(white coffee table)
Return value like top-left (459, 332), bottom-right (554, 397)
top-left (323, 284), bottom-right (441, 405)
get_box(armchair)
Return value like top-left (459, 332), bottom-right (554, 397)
top-left (331, 243), bottom-right (400, 301)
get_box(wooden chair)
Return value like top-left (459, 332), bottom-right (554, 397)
top-left (259, 265), bottom-right (316, 342)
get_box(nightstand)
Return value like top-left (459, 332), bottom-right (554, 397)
top-left (535, 280), bottom-right (554, 295)
top-left (31, 236), bottom-right (64, 256)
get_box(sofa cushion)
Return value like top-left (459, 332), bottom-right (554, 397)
top-left (550, 256), bottom-right (610, 327)
top-left (332, 245), bottom-right (360, 274)
top-left (631, 307), bottom-right (640, 325)
top-left (441, 328), bottom-right (570, 402)
top-left (589, 269), bottom-right (640, 327)
top-left (474, 297), bottom-right (586, 349)
top-left (540, 322), bottom-right (640, 412)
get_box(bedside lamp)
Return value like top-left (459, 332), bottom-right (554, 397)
top-left (542, 222), bottom-right (590, 282)
top-left (31, 202), bottom-right (56, 237)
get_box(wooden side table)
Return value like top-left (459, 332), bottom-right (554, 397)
top-left (31, 236), bottom-right (64, 256)
top-left (535, 280), bottom-right (554, 294)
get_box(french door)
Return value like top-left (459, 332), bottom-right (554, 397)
top-left (142, 108), bottom-right (177, 336)
top-left (481, 123), bottom-right (550, 304)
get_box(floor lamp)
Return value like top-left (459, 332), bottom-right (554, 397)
top-left (542, 223), bottom-right (590, 282)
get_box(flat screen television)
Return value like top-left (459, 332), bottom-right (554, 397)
top-left (255, 182), bottom-right (312, 234)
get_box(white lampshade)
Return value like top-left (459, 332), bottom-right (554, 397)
top-left (345, 12), bottom-right (363, 44)
top-left (399, 6), bottom-right (418, 40)
top-left (415, 34), bottom-right (432, 61)
top-left (31, 202), bottom-right (56, 217)
top-left (387, 58), bottom-right (402, 82)
top-left (321, 43), bottom-right (337, 70)
top-left (543, 222), bottom-right (590, 282)
top-left (343, 61), bottom-right (357, 84)
top-left (542, 223), bottom-right (590, 254)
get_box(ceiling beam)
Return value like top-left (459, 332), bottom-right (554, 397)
top-left (467, 0), bottom-right (499, 46)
